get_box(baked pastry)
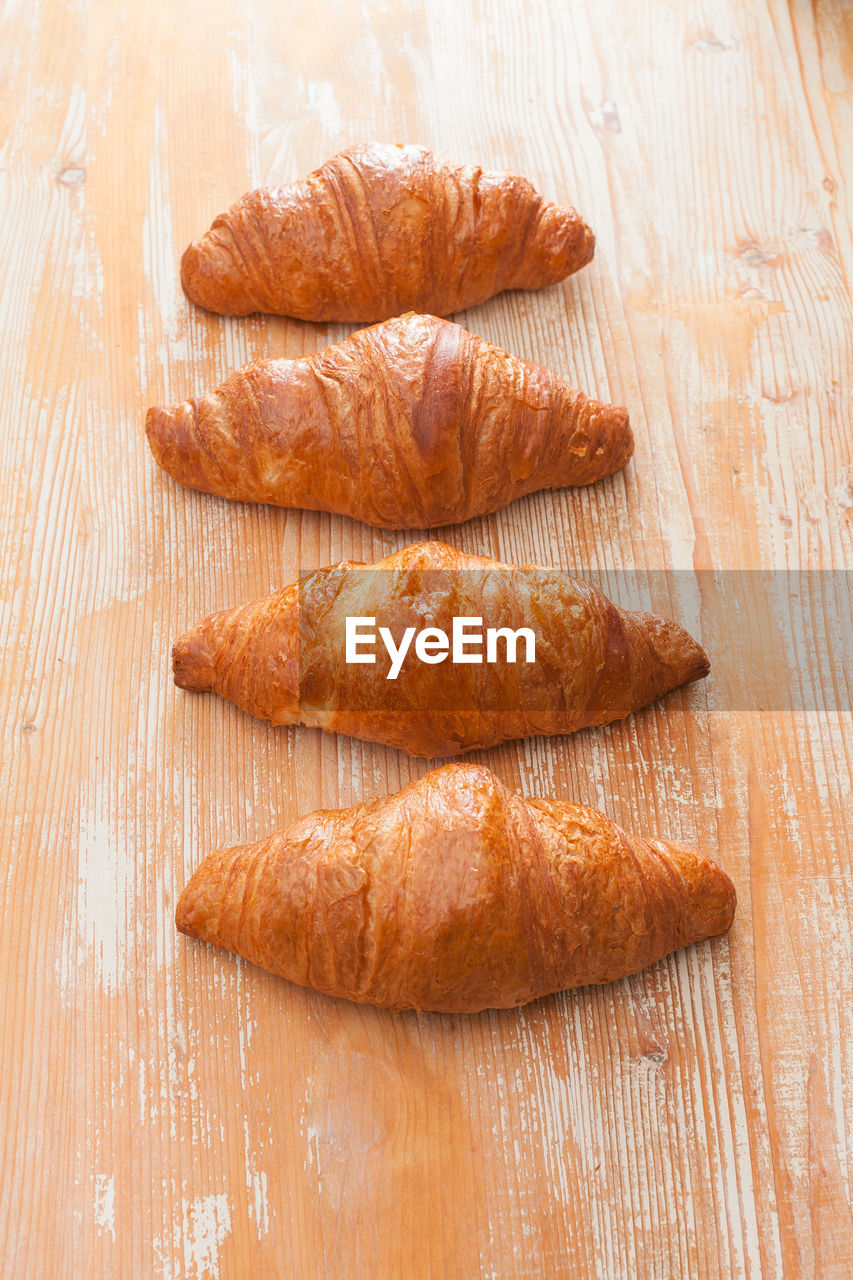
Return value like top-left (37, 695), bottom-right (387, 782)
top-left (173, 541), bottom-right (709, 756)
top-left (180, 143), bottom-right (594, 321)
top-left (176, 762), bottom-right (736, 1012)
top-left (145, 312), bottom-right (632, 527)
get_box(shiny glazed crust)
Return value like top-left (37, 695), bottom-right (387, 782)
top-left (172, 541), bottom-right (709, 757)
top-left (145, 313), bottom-right (632, 527)
top-left (179, 143), bottom-right (595, 321)
top-left (176, 763), bottom-right (736, 1013)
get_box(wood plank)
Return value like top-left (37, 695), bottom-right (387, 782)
top-left (0, 0), bottom-right (850, 1276)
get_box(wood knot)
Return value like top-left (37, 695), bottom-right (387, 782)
top-left (57, 166), bottom-right (86, 186)
top-left (635, 1011), bottom-right (669, 1066)
top-left (689, 30), bottom-right (736, 53)
top-left (737, 240), bottom-right (779, 268)
top-left (643, 1047), bottom-right (667, 1066)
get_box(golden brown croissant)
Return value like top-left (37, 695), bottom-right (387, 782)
top-left (173, 541), bottom-right (709, 757)
top-left (145, 313), bottom-right (632, 527)
top-left (180, 143), bottom-right (595, 321)
top-left (176, 763), bottom-right (735, 1013)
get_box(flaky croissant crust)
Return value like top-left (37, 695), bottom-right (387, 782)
top-left (180, 143), bottom-right (595, 321)
top-left (145, 312), bottom-right (632, 527)
top-left (176, 763), bottom-right (736, 1012)
top-left (173, 541), bottom-right (709, 757)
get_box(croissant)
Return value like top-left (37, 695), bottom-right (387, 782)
top-left (145, 313), bottom-right (632, 527)
top-left (176, 763), bottom-right (735, 1013)
top-left (173, 541), bottom-right (709, 757)
top-left (180, 143), bottom-right (595, 321)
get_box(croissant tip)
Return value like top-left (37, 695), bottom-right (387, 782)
top-left (682, 631), bottom-right (711, 684)
top-left (172, 632), bottom-right (216, 693)
top-left (146, 398), bottom-right (224, 498)
top-left (603, 404), bottom-right (633, 472)
top-left (679, 650), bottom-right (710, 695)
top-left (175, 855), bottom-right (211, 936)
top-left (181, 227), bottom-right (259, 317)
top-left (660, 617), bottom-right (711, 687)
top-left (551, 200), bottom-right (595, 258)
top-left (175, 889), bottom-right (193, 936)
top-left (656, 837), bottom-right (737, 941)
top-left (180, 237), bottom-right (232, 315)
top-left (175, 878), bottom-right (214, 942)
top-left (179, 241), bottom-right (203, 304)
top-left (144, 405), bottom-right (170, 463)
top-left (578, 223), bottom-right (595, 268)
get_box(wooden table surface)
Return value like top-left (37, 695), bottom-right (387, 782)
top-left (2, 1), bottom-right (852, 1276)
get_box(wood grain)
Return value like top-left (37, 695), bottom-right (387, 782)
top-left (1, 0), bottom-right (851, 1276)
